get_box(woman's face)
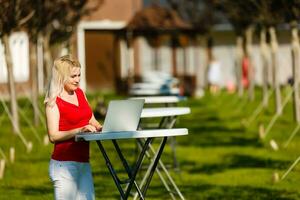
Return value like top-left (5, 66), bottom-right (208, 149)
top-left (64, 67), bottom-right (81, 93)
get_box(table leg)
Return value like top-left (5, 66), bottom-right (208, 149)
top-left (134, 139), bottom-right (176, 200)
top-left (142, 137), bottom-right (168, 197)
top-left (135, 138), bottom-right (185, 200)
top-left (124, 138), bottom-right (153, 199)
top-left (96, 141), bottom-right (126, 199)
top-left (165, 116), bottom-right (180, 171)
top-left (112, 140), bottom-right (144, 198)
top-left (170, 137), bottom-right (180, 170)
top-left (134, 139), bottom-right (185, 200)
top-left (96, 138), bottom-right (153, 200)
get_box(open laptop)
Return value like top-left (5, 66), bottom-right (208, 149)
top-left (101, 99), bottom-right (145, 132)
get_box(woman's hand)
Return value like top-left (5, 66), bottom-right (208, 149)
top-left (95, 124), bottom-right (102, 131)
top-left (89, 114), bottom-right (102, 131)
top-left (81, 124), bottom-right (97, 133)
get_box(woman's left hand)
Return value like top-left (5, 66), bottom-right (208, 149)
top-left (89, 123), bottom-right (102, 131)
top-left (95, 124), bottom-right (102, 131)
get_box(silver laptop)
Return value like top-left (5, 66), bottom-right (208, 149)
top-left (102, 99), bottom-right (145, 132)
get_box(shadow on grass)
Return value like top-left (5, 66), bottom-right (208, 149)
top-left (179, 131), bottom-right (261, 148)
top-left (121, 182), bottom-right (300, 200)
top-left (184, 154), bottom-right (291, 174)
top-left (0, 184), bottom-right (52, 196)
top-left (181, 184), bottom-right (300, 200)
top-left (187, 125), bottom-right (245, 134)
top-left (21, 186), bottom-right (52, 195)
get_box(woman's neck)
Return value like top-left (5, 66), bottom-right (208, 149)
top-left (61, 89), bottom-right (75, 96)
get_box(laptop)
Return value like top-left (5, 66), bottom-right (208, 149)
top-left (101, 99), bottom-right (145, 132)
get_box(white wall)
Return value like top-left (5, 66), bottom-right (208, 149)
top-left (0, 32), bottom-right (30, 83)
top-left (139, 37), bottom-right (172, 74)
top-left (138, 41), bottom-right (293, 89)
top-left (210, 44), bottom-right (293, 87)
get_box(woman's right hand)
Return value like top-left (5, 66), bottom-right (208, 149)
top-left (81, 124), bottom-right (97, 133)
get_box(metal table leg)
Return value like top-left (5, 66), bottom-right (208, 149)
top-left (134, 138), bottom-right (185, 200)
top-left (141, 137), bottom-right (168, 197)
top-left (96, 137), bottom-right (159, 200)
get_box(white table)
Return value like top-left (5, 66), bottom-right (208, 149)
top-left (141, 107), bottom-right (191, 118)
top-left (140, 107), bottom-right (190, 162)
top-left (129, 90), bottom-right (180, 96)
top-left (135, 107), bottom-right (190, 200)
top-left (76, 129), bottom-right (188, 141)
top-left (129, 83), bottom-right (180, 96)
top-left (75, 129), bottom-right (188, 200)
top-left (131, 96), bottom-right (186, 105)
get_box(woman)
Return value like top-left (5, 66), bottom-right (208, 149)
top-left (207, 57), bottom-right (222, 94)
top-left (45, 55), bottom-right (101, 200)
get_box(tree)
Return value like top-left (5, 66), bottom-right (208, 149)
top-left (26, 0), bottom-right (102, 125)
top-left (254, 0), bottom-right (285, 114)
top-left (280, 0), bottom-right (300, 122)
top-left (217, 0), bottom-right (287, 114)
top-left (27, 0), bottom-right (102, 83)
top-left (214, 0), bottom-right (258, 99)
top-left (0, 0), bottom-right (34, 133)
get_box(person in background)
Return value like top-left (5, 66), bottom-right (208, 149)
top-left (207, 56), bottom-right (222, 94)
top-left (242, 56), bottom-right (250, 88)
top-left (44, 55), bottom-right (101, 200)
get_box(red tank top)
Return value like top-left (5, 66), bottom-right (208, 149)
top-left (51, 88), bottom-right (92, 162)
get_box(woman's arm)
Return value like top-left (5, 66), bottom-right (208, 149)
top-left (45, 104), bottom-right (96, 143)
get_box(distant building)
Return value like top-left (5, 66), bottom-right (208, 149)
top-left (0, 0), bottom-right (294, 97)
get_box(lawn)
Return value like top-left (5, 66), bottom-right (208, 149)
top-left (1, 88), bottom-right (300, 199)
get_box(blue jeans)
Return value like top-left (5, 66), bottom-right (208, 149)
top-left (49, 159), bottom-right (95, 200)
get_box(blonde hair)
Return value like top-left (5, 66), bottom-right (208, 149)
top-left (44, 55), bottom-right (81, 106)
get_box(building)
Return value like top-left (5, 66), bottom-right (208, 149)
top-left (0, 0), bottom-right (294, 97)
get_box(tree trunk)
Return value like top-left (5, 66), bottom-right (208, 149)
top-left (269, 27), bottom-right (282, 115)
top-left (260, 28), bottom-right (269, 108)
top-left (171, 43), bottom-right (177, 77)
top-left (204, 36), bottom-right (214, 89)
top-left (153, 47), bottom-right (159, 71)
top-left (3, 34), bottom-right (20, 134)
top-left (193, 37), bottom-right (201, 90)
top-left (245, 27), bottom-right (255, 101)
top-left (236, 36), bottom-right (244, 97)
top-left (183, 47), bottom-right (187, 76)
top-left (37, 32), bottom-right (44, 95)
top-left (197, 36), bottom-right (207, 90)
top-left (30, 41), bottom-right (39, 126)
top-left (112, 36), bottom-right (120, 89)
top-left (291, 27), bottom-right (300, 122)
top-left (43, 31), bottom-right (53, 85)
top-left (133, 39), bottom-right (140, 81)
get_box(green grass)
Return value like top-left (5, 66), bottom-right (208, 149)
top-left (1, 88), bottom-right (300, 199)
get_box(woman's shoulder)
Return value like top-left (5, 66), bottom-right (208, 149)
top-left (75, 87), bottom-right (84, 95)
top-left (75, 87), bottom-right (88, 100)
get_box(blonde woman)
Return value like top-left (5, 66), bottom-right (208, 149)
top-left (45, 55), bottom-right (101, 200)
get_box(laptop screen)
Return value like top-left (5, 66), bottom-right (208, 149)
top-left (102, 99), bottom-right (145, 132)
